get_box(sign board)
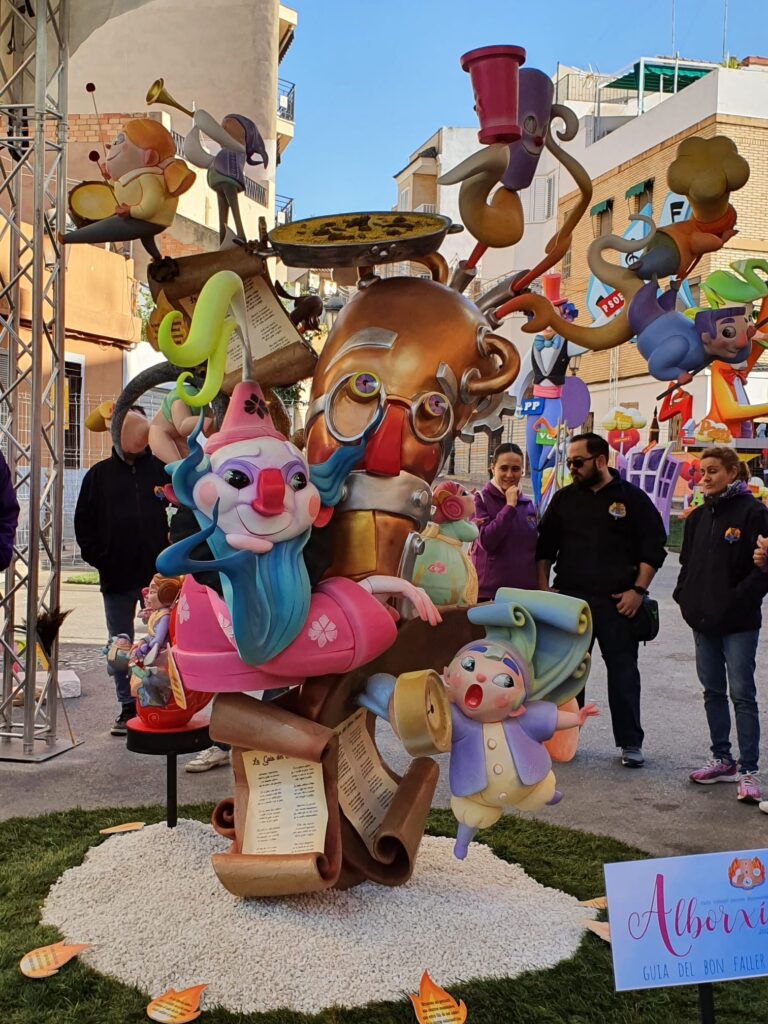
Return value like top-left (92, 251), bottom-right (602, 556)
top-left (605, 848), bottom-right (768, 992)
top-left (520, 397), bottom-right (545, 417)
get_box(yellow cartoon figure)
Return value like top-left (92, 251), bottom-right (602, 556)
top-left (63, 118), bottom-right (195, 261)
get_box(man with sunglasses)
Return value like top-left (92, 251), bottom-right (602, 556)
top-left (536, 433), bottom-right (667, 768)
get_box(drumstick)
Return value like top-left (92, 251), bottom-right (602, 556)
top-left (88, 151), bottom-right (117, 199)
top-left (85, 82), bottom-right (111, 161)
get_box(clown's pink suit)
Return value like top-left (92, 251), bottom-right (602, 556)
top-left (172, 574), bottom-right (397, 693)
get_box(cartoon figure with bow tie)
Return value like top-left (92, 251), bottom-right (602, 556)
top-left (698, 312), bottom-right (768, 441)
top-left (511, 274), bottom-right (585, 506)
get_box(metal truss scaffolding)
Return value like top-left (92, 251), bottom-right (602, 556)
top-left (0, 0), bottom-right (74, 760)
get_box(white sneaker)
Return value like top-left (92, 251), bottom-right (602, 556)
top-left (759, 801), bottom-right (768, 815)
top-left (185, 746), bottom-right (230, 773)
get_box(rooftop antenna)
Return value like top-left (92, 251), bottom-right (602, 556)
top-left (722, 0), bottom-right (729, 64)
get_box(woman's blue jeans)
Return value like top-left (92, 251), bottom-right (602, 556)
top-left (693, 629), bottom-right (760, 774)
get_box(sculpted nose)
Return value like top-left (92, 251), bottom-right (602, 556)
top-left (251, 468), bottom-right (285, 516)
top-left (360, 404), bottom-right (405, 477)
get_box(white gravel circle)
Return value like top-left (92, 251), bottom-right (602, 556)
top-left (42, 819), bottom-right (593, 1014)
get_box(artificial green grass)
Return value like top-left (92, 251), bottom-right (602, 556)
top-left (1, 804), bottom-right (766, 1023)
top-left (63, 572), bottom-right (99, 585)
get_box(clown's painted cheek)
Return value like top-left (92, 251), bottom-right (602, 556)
top-left (308, 493), bottom-right (320, 520)
top-left (197, 480), bottom-right (219, 509)
top-left (493, 694), bottom-right (509, 710)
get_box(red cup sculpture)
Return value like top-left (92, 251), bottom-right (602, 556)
top-left (460, 44), bottom-right (526, 145)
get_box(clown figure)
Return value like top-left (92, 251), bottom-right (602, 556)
top-left (158, 379), bottom-right (441, 694)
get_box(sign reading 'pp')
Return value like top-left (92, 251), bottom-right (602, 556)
top-left (604, 848), bottom-right (768, 992)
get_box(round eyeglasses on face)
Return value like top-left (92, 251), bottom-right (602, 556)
top-left (324, 370), bottom-right (454, 445)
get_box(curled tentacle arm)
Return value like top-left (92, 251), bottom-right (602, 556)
top-left (438, 144), bottom-right (524, 249)
top-left (158, 270), bottom-right (252, 407)
top-left (493, 216), bottom-right (652, 351)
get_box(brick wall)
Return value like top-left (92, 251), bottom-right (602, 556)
top-left (557, 113), bottom-right (768, 387)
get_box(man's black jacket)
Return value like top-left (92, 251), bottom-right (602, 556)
top-left (674, 488), bottom-right (768, 634)
top-left (536, 470), bottom-right (668, 595)
top-left (74, 448), bottom-right (169, 594)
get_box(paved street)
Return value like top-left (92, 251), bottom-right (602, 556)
top-left (2, 557), bottom-right (767, 858)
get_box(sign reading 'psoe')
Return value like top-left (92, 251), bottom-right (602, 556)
top-left (605, 848), bottom-right (768, 992)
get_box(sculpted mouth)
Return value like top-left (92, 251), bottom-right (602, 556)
top-left (464, 684), bottom-right (483, 709)
top-left (235, 506), bottom-right (289, 538)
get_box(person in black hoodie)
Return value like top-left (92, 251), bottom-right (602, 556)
top-left (674, 446), bottom-right (768, 804)
top-left (75, 414), bottom-right (169, 736)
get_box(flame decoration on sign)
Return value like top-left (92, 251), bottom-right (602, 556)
top-left (409, 971), bottom-right (467, 1024)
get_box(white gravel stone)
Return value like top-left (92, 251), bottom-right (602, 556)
top-left (42, 819), bottom-right (594, 1014)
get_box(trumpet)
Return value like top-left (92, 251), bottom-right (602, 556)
top-left (146, 78), bottom-right (193, 118)
top-left (146, 78), bottom-right (247, 161)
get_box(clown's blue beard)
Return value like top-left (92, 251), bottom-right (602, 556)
top-left (158, 521), bottom-right (311, 667)
top-left (222, 532), bottom-right (311, 667)
top-left (159, 412), bottom-right (375, 668)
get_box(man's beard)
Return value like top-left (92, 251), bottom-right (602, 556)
top-left (574, 464), bottom-right (601, 489)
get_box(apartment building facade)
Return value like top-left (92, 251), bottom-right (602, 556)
top-left (58, 0), bottom-right (298, 475)
top-left (556, 60), bottom-right (768, 446)
top-left (0, 0), bottom-right (298, 562)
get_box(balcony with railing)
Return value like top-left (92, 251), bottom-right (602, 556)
top-left (277, 79), bottom-right (295, 122)
top-left (275, 194), bottom-right (294, 225)
top-left (245, 177), bottom-right (268, 206)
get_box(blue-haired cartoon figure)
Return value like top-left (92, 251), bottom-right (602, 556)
top-left (157, 376), bottom-right (442, 696)
top-left (359, 588), bottom-right (597, 859)
top-left (628, 280), bottom-right (755, 382)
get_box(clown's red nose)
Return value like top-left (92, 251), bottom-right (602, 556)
top-left (251, 468), bottom-right (285, 516)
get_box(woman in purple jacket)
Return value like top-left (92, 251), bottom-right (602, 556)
top-left (470, 443), bottom-right (538, 599)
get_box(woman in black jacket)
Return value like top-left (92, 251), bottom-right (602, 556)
top-left (674, 446), bottom-right (768, 804)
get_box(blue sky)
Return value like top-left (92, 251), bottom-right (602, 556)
top-left (277, 0), bottom-right (766, 217)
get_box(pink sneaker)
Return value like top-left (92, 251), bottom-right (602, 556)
top-left (737, 773), bottom-right (761, 804)
top-left (689, 758), bottom-right (738, 784)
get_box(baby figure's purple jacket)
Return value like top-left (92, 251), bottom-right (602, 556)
top-left (448, 699), bottom-right (557, 796)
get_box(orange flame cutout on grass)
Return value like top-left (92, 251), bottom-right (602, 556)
top-left (409, 971), bottom-right (467, 1024)
top-left (147, 984), bottom-right (208, 1023)
top-left (584, 920), bottom-right (612, 943)
top-left (19, 940), bottom-right (91, 978)
top-left (99, 821), bottom-right (145, 835)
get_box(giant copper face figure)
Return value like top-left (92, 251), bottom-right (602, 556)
top-left (306, 276), bottom-right (520, 579)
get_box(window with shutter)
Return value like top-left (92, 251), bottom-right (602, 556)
top-left (545, 173), bottom-right (555, 219)
top-left (64, 360), bottom-right (83, 469)
top-left (530, 173), bottom-right (556, 223)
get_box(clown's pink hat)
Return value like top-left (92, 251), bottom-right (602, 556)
top-left (205, 381), bottom-right (283, 455)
